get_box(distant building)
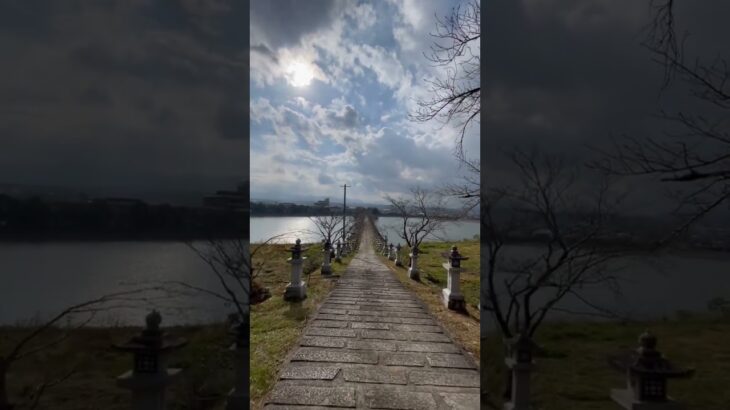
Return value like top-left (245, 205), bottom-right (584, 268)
top-left (203, 186), bottom-right (247, 211)
top-left (93, 197), bottom-right (145, 207)
top-left (314, 198), bottom-right (330, 208)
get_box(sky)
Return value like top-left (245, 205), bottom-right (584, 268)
top-left (0, 1), bottom-right (249, 204)
top-left (483, 0), bottom-right (730, 219)
top-left (2, 1), bottom-right (726, 217)
top-left (249, 0), bottom-right (480, 204)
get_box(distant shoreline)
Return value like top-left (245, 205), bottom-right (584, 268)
top-left (0, 232), bottom-right (246, 243)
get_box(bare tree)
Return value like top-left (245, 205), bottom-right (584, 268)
top-left (411, 0), bottom-right (481, 213)
top-left (157, 234), bottom-right (291, 319)
top-left (0, 288), bottom-right (165, 409)
top-left (483, 149), bottom-right (626, 338)
top-left (411, 0), bottom-right (480, 145)
top-left (592, 0), bottom-right (730, 237)
top-left (308, 214), bottom-right (354, 247)
top-left (483, 149), bottom-right (626, 398)
top-left (383, 187), bottom-right (448, 250)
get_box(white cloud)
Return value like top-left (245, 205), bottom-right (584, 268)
top-left (250, 0), bottom-right (480, 202)
top-left (347, 3), bottom-right (377, 31)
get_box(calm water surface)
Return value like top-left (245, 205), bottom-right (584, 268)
top-left (0, 241), bottom-right (230, 326)
top-left (2, 218), bottom-right (728, 327)
top-left (250, 216), bottom-right (480, 243)
top-left (482, 244), bottom-right (730, 334)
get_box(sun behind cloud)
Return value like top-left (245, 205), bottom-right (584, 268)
top-left (286, 60), bottom-right (314, 87)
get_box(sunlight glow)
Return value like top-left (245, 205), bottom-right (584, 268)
top-left (286, 60), bottom-right (314, 87)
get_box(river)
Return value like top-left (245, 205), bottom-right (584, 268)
top-left (250, 216), bottom-right (480, 243)
top-left (2, 216), bottom-right (728, 327)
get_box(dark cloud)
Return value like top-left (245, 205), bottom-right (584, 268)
top-left (0, 0), bottom-right (248, 202)
top-left (250, 0), bottom-right (340, 49)
top-left (327, 105), bottom-right (360, 128)
top-left (77, 84), bottom-right (113, 107)
top-left (217, 91), bottom-right (249, 141)
top-left (251, 44), bottom-right (279, 63)
top-left (484, 1), bottom-right (730, 215)
top-left (318, 172), bottom-right (335, 185)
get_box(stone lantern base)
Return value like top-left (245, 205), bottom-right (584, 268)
top-left (116, 369), bottom-right (183, 389)
top-left (610, 389), bottom-right (685, 410)
top-left (408, 267), bottom-right (419, 280)
top-left (321, 265), bottom-right (332, 276)
top-left (284, 281), bottom-right (307, 301)
top-left (504, 404), bottom-right (534, 410)
top-left (442, 288), bottom-right (466, 311)
top-left (117, 369), bottom-right (183, 410)
top-left (226, 389), bottom-right (249, 410)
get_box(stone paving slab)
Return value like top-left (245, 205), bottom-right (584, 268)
top-left (264, 219), bottom-right (480, 409)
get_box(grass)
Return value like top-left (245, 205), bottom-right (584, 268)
top-left (0, 242), bottom-right (355, 410)
top-left (249, 242), bottom-right (355, 410)
top-left (378, 239), bottom-right (480, 361)
top-left (0, 323), bottom-right (234, 409)
top-left (482, 313), bottom-right (730, 410)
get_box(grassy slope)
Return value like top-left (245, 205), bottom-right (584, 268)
top-left (1, 324), bottom-right (234, 409)
top-left (250, 242), bottom-right (354, 410)
top-left (1, 242), bottom-right (354, 410)
top-left (378, 239), bottom-right (481, 361)
top-left (483, 314), bottom-right (730, 410)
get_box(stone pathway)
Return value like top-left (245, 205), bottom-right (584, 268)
top-left (264, 220), bottom-right (480, 410)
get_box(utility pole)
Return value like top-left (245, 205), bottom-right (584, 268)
top-left (341, 183), bottom-right (350, 244)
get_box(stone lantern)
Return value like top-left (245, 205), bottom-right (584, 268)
top-left (382, 235), bottom-right (389, 256)
top-left (408, 244), bottom-right (420, 280)
top-left (284, 239), bottom-right (307, 301)
top-left (335, 241), bottom-right (342, 262)
top-left (504, 333), bottom-right (539, 410)
top-left (321, 239), bottom-right (332, 276)
top-left (395, 243), bottom-right (403, 266)
top-left (610, 331), bottom-right (694, 409)
top-left (226, 316), bottom-right (249, 409)
top-left (442, 245), bottom-right (468, 311)
top-left (113, 310), bottom-right (187, 410)
top-left (388, 243), bottom-right (396, 261)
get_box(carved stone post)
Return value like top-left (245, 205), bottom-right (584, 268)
top-left (408, 245), bottom-right (420, 280)
top-left (284, 239), bottom-right (307, 301)
top-left (113, 311), bottom-right (187, 410)
top-left (504, 334), bottom-right (538, 410)
top-left (225, 320), bottom-right (249, 409)
top-left (395, 243), bottom-right (403, 266)
top-left (321, 239), bottom-right (332, 276)
top-left (609, 331), bottom-right (694, 410)
top-left (442, 245), bottom-right (468, 311)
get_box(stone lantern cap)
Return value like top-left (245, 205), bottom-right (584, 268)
top-left (447, 246), bottom-right (469, 267)
top-left (323, 239), bottom-right (332, 250)
top-left (113, 310), bottom-right (187, 353)
top-left (288, 239), bottom-right (308, 259)
top-left (608, 331), bottom-right (694, 378)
